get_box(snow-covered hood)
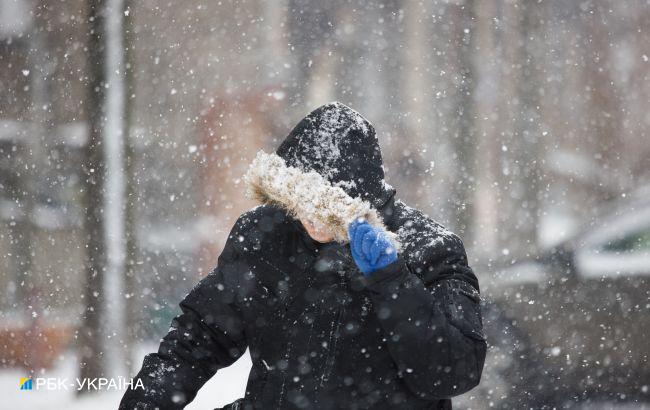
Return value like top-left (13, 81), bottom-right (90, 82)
top-left (242, 102), bottom-right (399, 249)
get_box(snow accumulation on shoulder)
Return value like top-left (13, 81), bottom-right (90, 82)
top-left (395, 202), bottom-right (457, 263)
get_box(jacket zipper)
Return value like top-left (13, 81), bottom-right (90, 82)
top-left (319, 303), bottom-right (344, 387)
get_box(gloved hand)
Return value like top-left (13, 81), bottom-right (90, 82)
top-left (348, 218), bottom-right (398, 276)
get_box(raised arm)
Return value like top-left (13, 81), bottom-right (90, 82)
top-left (349, 221), bottom-right (487, 401)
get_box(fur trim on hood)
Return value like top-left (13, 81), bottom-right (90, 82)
top-left (243, 150), bottom-right (401, 250)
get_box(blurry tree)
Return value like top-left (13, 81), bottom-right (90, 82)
top-left (449, 0), bottom-right (478, 242)
top-left (78, 0), bottom-right (132, 384)
top-left (582, 2), bottom-right (624, 200)
top-left (78, 0), bottom-right (108, 386)
top-left (381, 0), bottom-right (425, 200)
top-left (21, 0), bottom-right (53, 370)
top-left (287, 0), bottom-right (337, 108)
top-left (512, 0), bottom-right (545, 255)
top-left (123, 0), bottom-right (138, 374)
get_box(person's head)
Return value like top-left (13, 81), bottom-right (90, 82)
top-left (244, 102), bottom-right (397, 243)
top-left (298, 214), bottom-right (335, 243)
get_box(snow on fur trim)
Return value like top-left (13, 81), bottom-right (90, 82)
top-left (243, 150), bottom-right (401, 250)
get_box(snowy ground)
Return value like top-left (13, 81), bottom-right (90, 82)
top-left (2, 344), bottom-right (252, 410)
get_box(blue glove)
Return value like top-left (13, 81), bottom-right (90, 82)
top-left (348, 218), bottom-right (398, 276)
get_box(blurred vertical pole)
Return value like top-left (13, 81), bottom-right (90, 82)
top-left (472, 0), bottom-right (501, 258)
top-left (79, 0), bottom-right (129, 385)
top-left (79, 0), bottom-right (108, 387)
top-left (582, 3), bottom-right (623, 200)
top-left (103, 0), bottom-right (127, 377)
top-left (20, 0), bottom-right (51, 370)
top-left (122, 0), bottom-right (138, 375)
top-left (286, 0), bottom-right (336, 109)
top-left (382, 0), bottom-right (407, 133)
top-left (494, 2), bottom-right (520, 256)
top-left (332, 3), bottom-right (365, 109)
top-left (286, 0), bottom-right (313, 108)
top-left (450, 0), bottom-right (477, 243)
top-left (402, 0), bottom-right (437, 212)
top-left (263, 0), bottom-right (289, 87)
top-left (512, 0), bottom-right (544, 255)
top-left (381, 0), bottom-right (425, 203)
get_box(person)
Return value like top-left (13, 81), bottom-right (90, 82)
top-left (119, 102), bottom-right (487, 410)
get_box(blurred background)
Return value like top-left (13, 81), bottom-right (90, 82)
top-left (1, 0), bottom-right (649, 408)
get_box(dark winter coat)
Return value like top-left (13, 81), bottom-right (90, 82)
top-left (119, 103), bottom-right (487, 410)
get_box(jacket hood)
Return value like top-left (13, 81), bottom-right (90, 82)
top-left (243, 102), bottom-right (399, 249)
top-left (275, 102), bottom-right (395, 209)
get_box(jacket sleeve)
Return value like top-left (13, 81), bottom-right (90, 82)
top-left (360, 233), bottom-right (487, 401)
top-left (119, 236), bottom-right (249, 410)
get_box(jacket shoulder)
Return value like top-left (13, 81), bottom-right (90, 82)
top-left (210, 204), bottom-right (293, 294)
top-left (392, 200), bottom-right (474, 285)
top-left (227, 204), bottom-right (294, 257)
top-left (392, 200), bottom-right (464, 259)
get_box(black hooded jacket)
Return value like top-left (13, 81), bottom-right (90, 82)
top-left (119, 102), bottom-right (487, 410)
